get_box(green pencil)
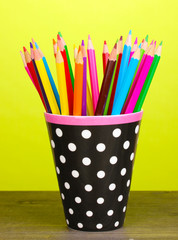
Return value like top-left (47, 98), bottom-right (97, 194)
top-left (58, 32), bottom-right (74, 90)
top-left (134, 41), bottom-right (162, 112)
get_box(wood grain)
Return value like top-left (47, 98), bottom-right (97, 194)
top-left (0, 192), bottom-right (177, 239)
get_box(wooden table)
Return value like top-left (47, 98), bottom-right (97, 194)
top-left (0, 192), bottom-right (177, 239)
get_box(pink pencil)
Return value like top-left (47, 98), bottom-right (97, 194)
top-left (122, 40), bottom-right (153, 113)
top-left (124, 43), bottom-right (155, 114)
top-left (20, 51), bottom-right (35, 86)
top-left (87, 35), bottom-right (99, 111)
top-left (129, 37), bottom-right (138, 64)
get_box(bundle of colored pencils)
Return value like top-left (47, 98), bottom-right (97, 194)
top-left (20, 31), bottom-right (162, 116)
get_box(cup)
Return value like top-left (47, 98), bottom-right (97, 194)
top-left (45, 111), bottom-right (143, 231)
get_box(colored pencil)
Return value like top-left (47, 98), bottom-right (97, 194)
top-left (87, 35), bottom-right (99, 112)
top-left (121, 38), bottom-right (152, 114)
top-left (112, 45), bottom-right (141, 115)
top-left (73, 49), bottom-right (83, 116)
top-left (107, 36), bottom-right (123, 115)
top-left (102, 40), bottom-right (109, 74)
top-left (57, 34), bottom-right (73, 115)
top-left (113, 30), bottom-right (132, 108)
top-left (30, 42), bottom-right (51, 113)
top-left (23, 46), bottom-right (47, 110)
top-left (20, 51), bottom-right (34, 84)
top-left (103, 38), bottom-right (118, 115)
top-left (34, 46), bottom-right (60, 114)
top-left (81, 40), bottom-right (87, 116)
top-left (95, 43), bottom-right (117, 116)
top-left (129, 37), bottom-right (138, 64)
top-left (134, 41), bottom-right (162, 112)
top-left (53, 39), bottom-right (57, 58)
top-left (74, 44), bottom-right (78, 61)
top-left (58, 32), bottom-right (75, 90)
top-left (124, 43), bottom-right (155, 114)
top-left (56, 48), bottom-right (69, 115)
top-left (35, 42), bottom-right (61, 112)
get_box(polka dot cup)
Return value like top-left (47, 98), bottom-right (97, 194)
top-left (45, 111), bottom-right (143, 231)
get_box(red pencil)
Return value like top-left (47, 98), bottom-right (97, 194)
top-left (23, 46), bottom-right (46, 109)
top-left (57, 34), bottom-right (73, 115)
top-left (102, 40), bottom-right (109, 74)
top-left (107, 36), bottom-right (123, 115)
top-left (53, 39), bottom-right (57, 58)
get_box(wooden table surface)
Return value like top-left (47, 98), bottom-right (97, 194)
top-left (0, 191), bottom-right (177, 240)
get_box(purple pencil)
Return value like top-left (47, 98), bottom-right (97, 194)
top-left (124, 43), bottom-right (155, 114)
top-left (81, 40), bottom-right (87, 116)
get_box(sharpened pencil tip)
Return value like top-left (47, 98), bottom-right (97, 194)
top-left (134, 37), bottom-right (138, 44)
top-left (114, 43), bottom-right (117, 49)
top-left (53, 39), bottom-right (56, 45)
top-left (81, 40), bottom-right (85, 46)
top-left (32, 38), bottom-right (35, 44)
top-left (129, 30), bottom-right (132, 35)
top-left (138, 43), bottom-right (141, 48)
top-left (104, 40), bottom-right (106, 44)
top-left (88, 34), bottom-right (91, 40)
top-left (145, 35), bottom-right (148, 42)
top-left (23, 46), bottom-right (27, 52)
top-left (120, 36), bottom-right (123, 40)
top-left (57, 34), bottom-right (61, 40)
top-left (154, 41), bottom-right (156, 47)
top-left (35, 42), bottom-right (39, 49)
top-left (30, 42), bottom-right (33, 48)
top-left (58, 32), bottom-right (62, 37)
top-left (151, 40), bottom-right (154, 45)
top-left (160, 41), bottom-right (163, 46)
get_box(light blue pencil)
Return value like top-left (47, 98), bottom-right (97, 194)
top-left (35, 42), bottom-right (61, 112)
top-left (112, 44), bottom-right (141, 115)
top-left (113, 30), bottom-right (132, 108)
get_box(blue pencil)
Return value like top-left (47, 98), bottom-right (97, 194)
top-left (113, 30), bottom-right (132, 109)
top-left (112, 44), bottom-right (141, 115)
top-left (35, 42), bottom-right (61, 112)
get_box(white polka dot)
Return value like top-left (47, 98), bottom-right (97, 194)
top-left (130, 152), bottom-right (135, 161)
top-left (77, 223), bottom-right (83, 228)
top-left (118, 195), bottom-right (123, 202)
top-left (114, 221), bottom-right (119, 227)
top-left (109, 183), bottom-right (116, 191)
top-left (68, 143), bottom-right (77, 152)
top-left (72, 170), bottom-right (79, 178)
top-left (86, 211), bottom-right (93, 217)
top-left (121, 168), bottom-right (127, 176)
top-left (64, 182), bottom-right (70, 189)
top-left (51, 140), bottom-right (55, 148)
top-left (112, 128), bottom-right (121, 138)
top-left (61, 193), bottom-right (65, 200)
top-left (123, 206), bottom-right (126, 212)
top-left (56, 128), bottom-right (63, 137)
top-left (75, 197), bottom-right (82, 203)
top-left (127, 179), bottom-right (130, 187)
top-left (59, 155), bottom-right (66, 164)
top-left (97, 171), bottom-right (105, 179)
top-left (107, 210), bottom-right (114, 216)
top-left (96, 143), bottom-right (106, 152)
top-left (84, 184), bottom-right (93, 192)
top-left (96, 223), bottom-right (103, 229)
top-left (69, 208), bottom-right (74, 214)
top-left (82, 157), bottom-right (91, 166)
top-left (97, 197), bottom-right (104, 204)
top-left (135, 125), bottom-right (139, 134)
top-left (56, 167), bottom-right (60, 174)
top-left (109, 156), bottom-right (118, 165)
top-left (123, 140), bottom-right (130, 149)
top-left (66, 219), bottom-right (69, 225)
top-left (81, 129), bottom-right (91, 139)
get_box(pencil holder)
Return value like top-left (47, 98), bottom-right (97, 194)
top-left (45, 111), bottom-right (143, 231)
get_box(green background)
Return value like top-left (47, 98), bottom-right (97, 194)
top-left (0, 0), bottom-right (178, 190)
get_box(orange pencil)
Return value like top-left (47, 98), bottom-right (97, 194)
top-left (73, 49), bottom-right (83, 116)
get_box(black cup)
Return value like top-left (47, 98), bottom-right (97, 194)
top-left (45, 111), bottom-right (143, 231)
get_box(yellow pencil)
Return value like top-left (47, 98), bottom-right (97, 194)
top-left (87, 84), bottom-right (94, 116)
top-left (56, 49), bottom-right (69, 115)
top-left (34, 46), bottom-right (60, 114)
